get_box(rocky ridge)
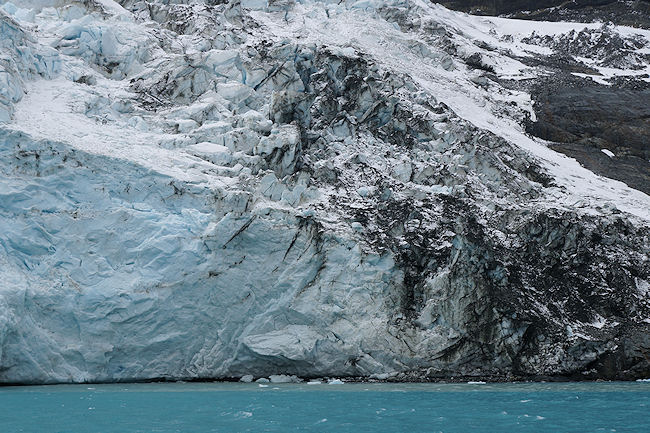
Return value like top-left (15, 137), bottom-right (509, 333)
top-left (443, 0), bottom-right (650, 195)
top-left (0, 0), bottom-right (648, 384)
top-left (441, 1), bottom-right (650, 28)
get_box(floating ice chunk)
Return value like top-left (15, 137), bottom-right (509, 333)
top-left (240, 374), bottom-right (254, 383)
top-left (269, 374), bottom-right (292, 383)
top-left (307, 380), bottom-right (322, 385)
top-left (255, 377), bottom-right (270, 383)
top-left (269, 374), bottom-right (302, 383)
top-left (467, 381), bottom-right (487, 384)
top-left (328, 378), bottom-right (344, 385)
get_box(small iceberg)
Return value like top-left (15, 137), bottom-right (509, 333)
top-left (239, 375), bottom-right (254, 383)
top-left (269, 374), bottom-right (302, 383)
top-left (328, 378), bottom-right (344, 385)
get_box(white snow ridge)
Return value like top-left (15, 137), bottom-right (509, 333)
top-left (0, 0), bottom-right (648, 384)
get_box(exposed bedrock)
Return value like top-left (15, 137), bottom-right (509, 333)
top-left (439, 0), bottom-right (650, 28)
top-left (525, 76), bottom-right (650, 195)
top-left (440, 0), bottom-right (620, 14)
top-left (496, 23), bottom-right (650, 194)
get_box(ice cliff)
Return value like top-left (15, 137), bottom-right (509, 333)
top-left (0, 0), bottom-right (649, 384)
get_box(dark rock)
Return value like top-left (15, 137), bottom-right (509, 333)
top-left (524, 75), bottom-right (650, 194)
top-left (439, 0), bottom-right (650, 28)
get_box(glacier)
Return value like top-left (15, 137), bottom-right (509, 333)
top-left (0, 0), bottom-right (649, 384)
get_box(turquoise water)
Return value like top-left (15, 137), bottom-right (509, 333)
top-left (1, 382), bottom-right (649, 432)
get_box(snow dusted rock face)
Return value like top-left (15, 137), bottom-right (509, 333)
top-left (441, 1), bottom-right (650, 29)
top-left (442, 2), bottom-right (650, 194)
top-left (0, 0), bottom-right (649, 384)
top-left (497, 23), bottom-right (650, 194)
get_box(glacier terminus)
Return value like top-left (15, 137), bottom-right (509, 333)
top-left (0, 0), bottom-right (649, 384)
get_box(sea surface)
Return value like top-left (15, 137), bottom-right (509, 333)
top-left (1, 381), bottom-right (649, 432)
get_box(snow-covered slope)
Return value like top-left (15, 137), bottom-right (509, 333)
top-left (0, 0), bottom-right (648, 383)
